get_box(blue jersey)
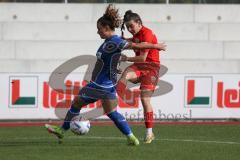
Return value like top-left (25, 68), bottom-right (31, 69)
top-left (91, 35), bottom-right (128, 88)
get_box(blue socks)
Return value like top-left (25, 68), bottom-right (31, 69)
top-left (107, 110), bottom-right (132, 136)
top-left (61, 105), bottom-right (80, 130)
top-left (62, 105), bottom-right (132, 136)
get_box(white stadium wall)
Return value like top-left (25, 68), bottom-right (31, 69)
top-left (0, 3), bottom-right (240, 120)
top-left (0, 3), bottom-right (240, 73)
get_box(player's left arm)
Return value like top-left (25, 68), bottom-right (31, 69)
top-left (125, 42), bottom-right (166, 51)
top-left (118, 40), bottom-right (149, 62)
top-left (120, 51), bottom-right (148, 63)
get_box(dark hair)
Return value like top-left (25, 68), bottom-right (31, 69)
top-left (97, 4), bottom-right (122, 31)
top-left (121, 10), bottom-right (142, 36)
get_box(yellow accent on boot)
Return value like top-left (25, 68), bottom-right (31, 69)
top-left (144, 133), bottom-right (155, 144)
top-left (127, 134), bottom-right (140, 146)
top-left (45, 124), bottom-right (64, 139)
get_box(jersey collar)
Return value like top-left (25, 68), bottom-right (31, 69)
top-left (105, 35), bottom-right (118, 41)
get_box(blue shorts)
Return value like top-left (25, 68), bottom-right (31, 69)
top-left (78, 82), bottom-right (116, 104)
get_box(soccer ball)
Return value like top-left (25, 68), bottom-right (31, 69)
top-left (70, 119), bottom-right (90, 135)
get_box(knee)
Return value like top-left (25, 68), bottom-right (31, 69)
top-left (121, 70), bottom-right (133, 81)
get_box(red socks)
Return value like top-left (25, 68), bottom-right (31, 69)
top-left (144, 111), bottom-right (153, 129)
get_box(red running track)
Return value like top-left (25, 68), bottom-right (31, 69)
top-left (0, 121), bottom-right (240, 127)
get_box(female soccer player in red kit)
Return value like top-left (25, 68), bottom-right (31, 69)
top-left (118, 10), bottom-right (166, 143)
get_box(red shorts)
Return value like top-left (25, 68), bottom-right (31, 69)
top-left (129, 63), bottom-right (160, 91)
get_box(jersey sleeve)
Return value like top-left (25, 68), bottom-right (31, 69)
top-left (141, 30), bottom-right (154, 53)
top-left (118, 39), bottom-right (129, 51)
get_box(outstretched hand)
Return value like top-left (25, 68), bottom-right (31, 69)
top-left (156, 42), bottom-right (167, 51)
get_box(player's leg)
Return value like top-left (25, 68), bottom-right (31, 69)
top-left (140, 66), bottom-right (159, 143)
top-left (61, 96), bottom-right (91, 130)
top-left (61, 82), bottom-right (100, 131)
top-left (45, 83), bottom-right (97, 140)
top-left (140, 89), bottom-right (155, 143)
top-left (116, 65), bottom-right (140, 104)
top-left (45, 96), bottom-right (91, 140)
top-left (118, 65), bottom-right (140, 84)
top-left (101, 98), bottom-right (139, 146)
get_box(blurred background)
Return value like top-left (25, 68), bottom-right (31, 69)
top-left (0, 1), bottom-right (239, 74)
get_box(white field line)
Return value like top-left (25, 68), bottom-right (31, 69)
top-left (0, 136), bottom-right (240, 145)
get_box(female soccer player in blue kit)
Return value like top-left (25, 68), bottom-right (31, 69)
top-left (45, 4), bottom-right (165, 146)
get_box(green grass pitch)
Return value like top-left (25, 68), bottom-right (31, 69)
top-left (0, 124), bottom-right (240, 160)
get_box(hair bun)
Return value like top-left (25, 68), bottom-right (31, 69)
top-left (123, 9), bottom-right (142, 25)
top-left (98, 4), bottom-right (122, 29)
top-left (125, 10), bottom-right (133, 15)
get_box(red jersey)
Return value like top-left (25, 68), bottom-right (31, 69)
top-left (132, 26), bottom-right (160, 64)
